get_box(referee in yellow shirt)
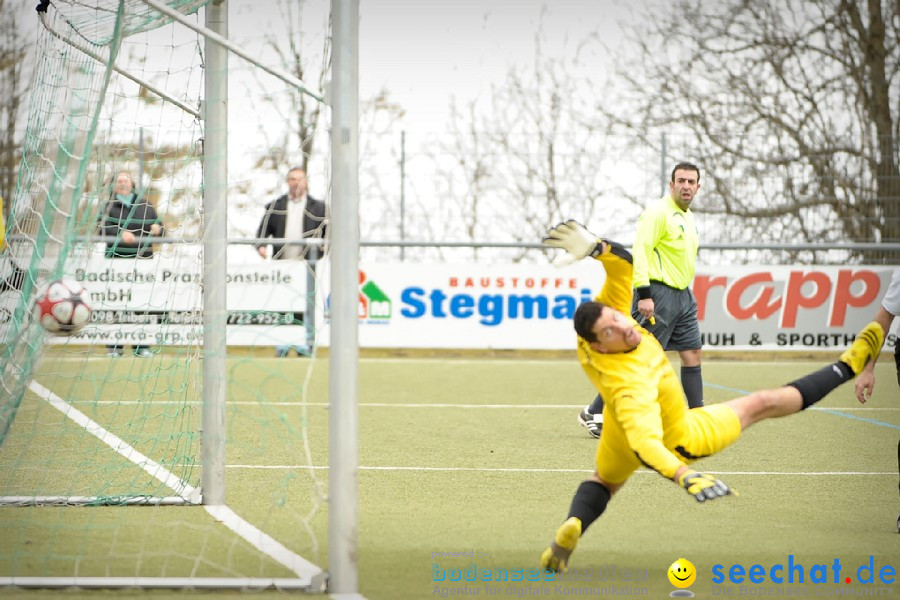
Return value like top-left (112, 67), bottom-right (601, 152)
top-left (578, 162), bottom-right (705, 438)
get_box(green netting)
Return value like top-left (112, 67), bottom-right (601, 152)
top-left (38, 0), bottom-right (211, 44)
top-left (1, 0), bottom-right (215, 445)
top-left (1, 2), bottom-right (126, 441)
top-left (0, 0), bottom-right (326, 587)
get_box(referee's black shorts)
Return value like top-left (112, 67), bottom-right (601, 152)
top-left (631, 281), bottom-right (701, 351)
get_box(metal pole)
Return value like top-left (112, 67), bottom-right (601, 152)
top-left (305, 250), bottom-right (317, 350)
top-left (400, 130), bottom-right (406, 262)
top-left (329, 0), bottom-right (359, 594)
top-left (201, 0), bottom-right (227, 506)
top-left (138, 127), bottom-right (144, 189)
top-left (660, 132), bottom-right (667, 197)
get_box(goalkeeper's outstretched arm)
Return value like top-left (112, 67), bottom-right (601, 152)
top-left (675, 466), bottom-right (732, 502)
top-left (614, 387), bottom-right (732, 503)
top-left (594, 241), bottom-right (634, 316)
top-left (542, 220), bottom-right (604, 266)
top-left (542, 220), bottom-right (634, 315)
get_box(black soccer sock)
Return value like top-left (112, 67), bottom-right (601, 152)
top-left (787, 361), bottom-right (854, 409)
top-left (0, 267), bottom-right (24, 294)
top-left (680, 365), bottom-right (704, 408)
top-left (894, 345), bottom-right (899, 387)
top-left (567, 480), bottom-right (611, 533)
top-left (588, 393), bottom-right (605, 414)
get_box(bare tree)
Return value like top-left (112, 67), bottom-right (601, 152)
top-left (243, 0), bottom-right (330, 177)
top-left (226, 0), bottom-right (331, 242)
top-left (430, 26), bottom-right (623, 261)
top-left (601, 0), bottom-right (899, 263)
top-left (0, 0), bottom-right (30, 217)
top-left (429, 99), bottom-right (494, 261)
top-left (267, 0), bottom-right (330, 174)
top-left (357, 89), bottom-right (409, 260)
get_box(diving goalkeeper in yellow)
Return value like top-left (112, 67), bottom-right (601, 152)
top-left (539, 220), bottom-right (886, 573)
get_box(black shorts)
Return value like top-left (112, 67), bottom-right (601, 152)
top-left (631, 282), bottom-right (701, 351)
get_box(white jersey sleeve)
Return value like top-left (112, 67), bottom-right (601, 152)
top-left (882, 268), bottom-right (900, 316)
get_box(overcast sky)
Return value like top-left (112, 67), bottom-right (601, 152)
top-left (231, 0), bottom-right (634, 132)
top-left (17, 0), bottom-right (639, 175)
top-left (14, 0), bottom-right (650, 250)
top-left (357, 0), bottom-right (627, 128)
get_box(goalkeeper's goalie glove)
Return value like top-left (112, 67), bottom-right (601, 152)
top-left (542, 220), bottom-right (603, 267)
top-left (678, 469), bottom-right (732, 503)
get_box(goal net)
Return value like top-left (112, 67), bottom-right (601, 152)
top-left (0, 0), bottom-right (331, 591)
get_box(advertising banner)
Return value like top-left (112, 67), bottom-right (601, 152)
top-left (6, 257), bottom-right (896, 352)
top-left (46, 257), bottom-right (313, 347)
top-left (340, 263), bottom-right (898, 351)
top-left (346, 262), bottom-right (597, 350)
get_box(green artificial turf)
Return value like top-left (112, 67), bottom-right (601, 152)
top-left (0, 356), bottom-right (897, 599)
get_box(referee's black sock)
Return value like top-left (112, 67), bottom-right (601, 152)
top-left (894, 346), bottom-right (900, 387)
top-left (681, 365), bottom-right (704, 408)
top-left (567, 480), bottom-right (611, 534)
top-left (787, 362), bottom-right (854, 409)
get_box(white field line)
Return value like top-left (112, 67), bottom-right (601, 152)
top-left (49, 356), bottom-right (888, 366)
top-left (204, 505), bottom-right (320, 579)
top-left (361, 359), bottom-right (893, 367)
top-left (67, 400), bottom-right (900, 411)
top-left (28, 381), bottom-right (198, 499)
top-left (225, 465), bottom-right (896, 476)
top-left (26, 381), bottom-right (321, 581)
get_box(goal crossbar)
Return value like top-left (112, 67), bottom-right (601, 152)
top-left (138, 0), bottom-right (325, 102)
top-left (37, 10), bottom-right (201, 118)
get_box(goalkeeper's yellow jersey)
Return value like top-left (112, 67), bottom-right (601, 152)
top-left (576, 242), bottom-right (690, 480)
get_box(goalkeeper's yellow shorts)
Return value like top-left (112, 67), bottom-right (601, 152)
top-left (594, 403), bottom-right (742, 485)
top-left (677, 404), bottom-right (742, 461)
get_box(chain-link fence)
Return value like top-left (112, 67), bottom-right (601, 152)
top-left (353, 130), bottom-right (899, 266)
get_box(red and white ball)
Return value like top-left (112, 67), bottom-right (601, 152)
top-left (33, 279), bottom-right (92, 335)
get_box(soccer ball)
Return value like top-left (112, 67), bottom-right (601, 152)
top-left (33, 279), bottom-right (92, 335)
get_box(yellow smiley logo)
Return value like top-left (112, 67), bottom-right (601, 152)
top-left (668, 558), bottom-right (696, 588)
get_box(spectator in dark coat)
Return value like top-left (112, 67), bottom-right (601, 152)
top-left (99, 171), bottom-right (162, 357)
top-left (256, 166), bottom-right (327, 357)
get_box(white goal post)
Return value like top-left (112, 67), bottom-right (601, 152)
top-left (0, 0), bottom-right (360, 594)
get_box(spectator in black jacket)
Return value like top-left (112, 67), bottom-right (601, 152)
top-left (256, 167), bottom-right (327, 260)
top-left (99, 171), bottom-right (162, 357)
top-left (256, 166), bottom-right (327, 358)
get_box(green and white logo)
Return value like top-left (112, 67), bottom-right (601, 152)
top-left (360, 273), bottom-right (391, 320)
